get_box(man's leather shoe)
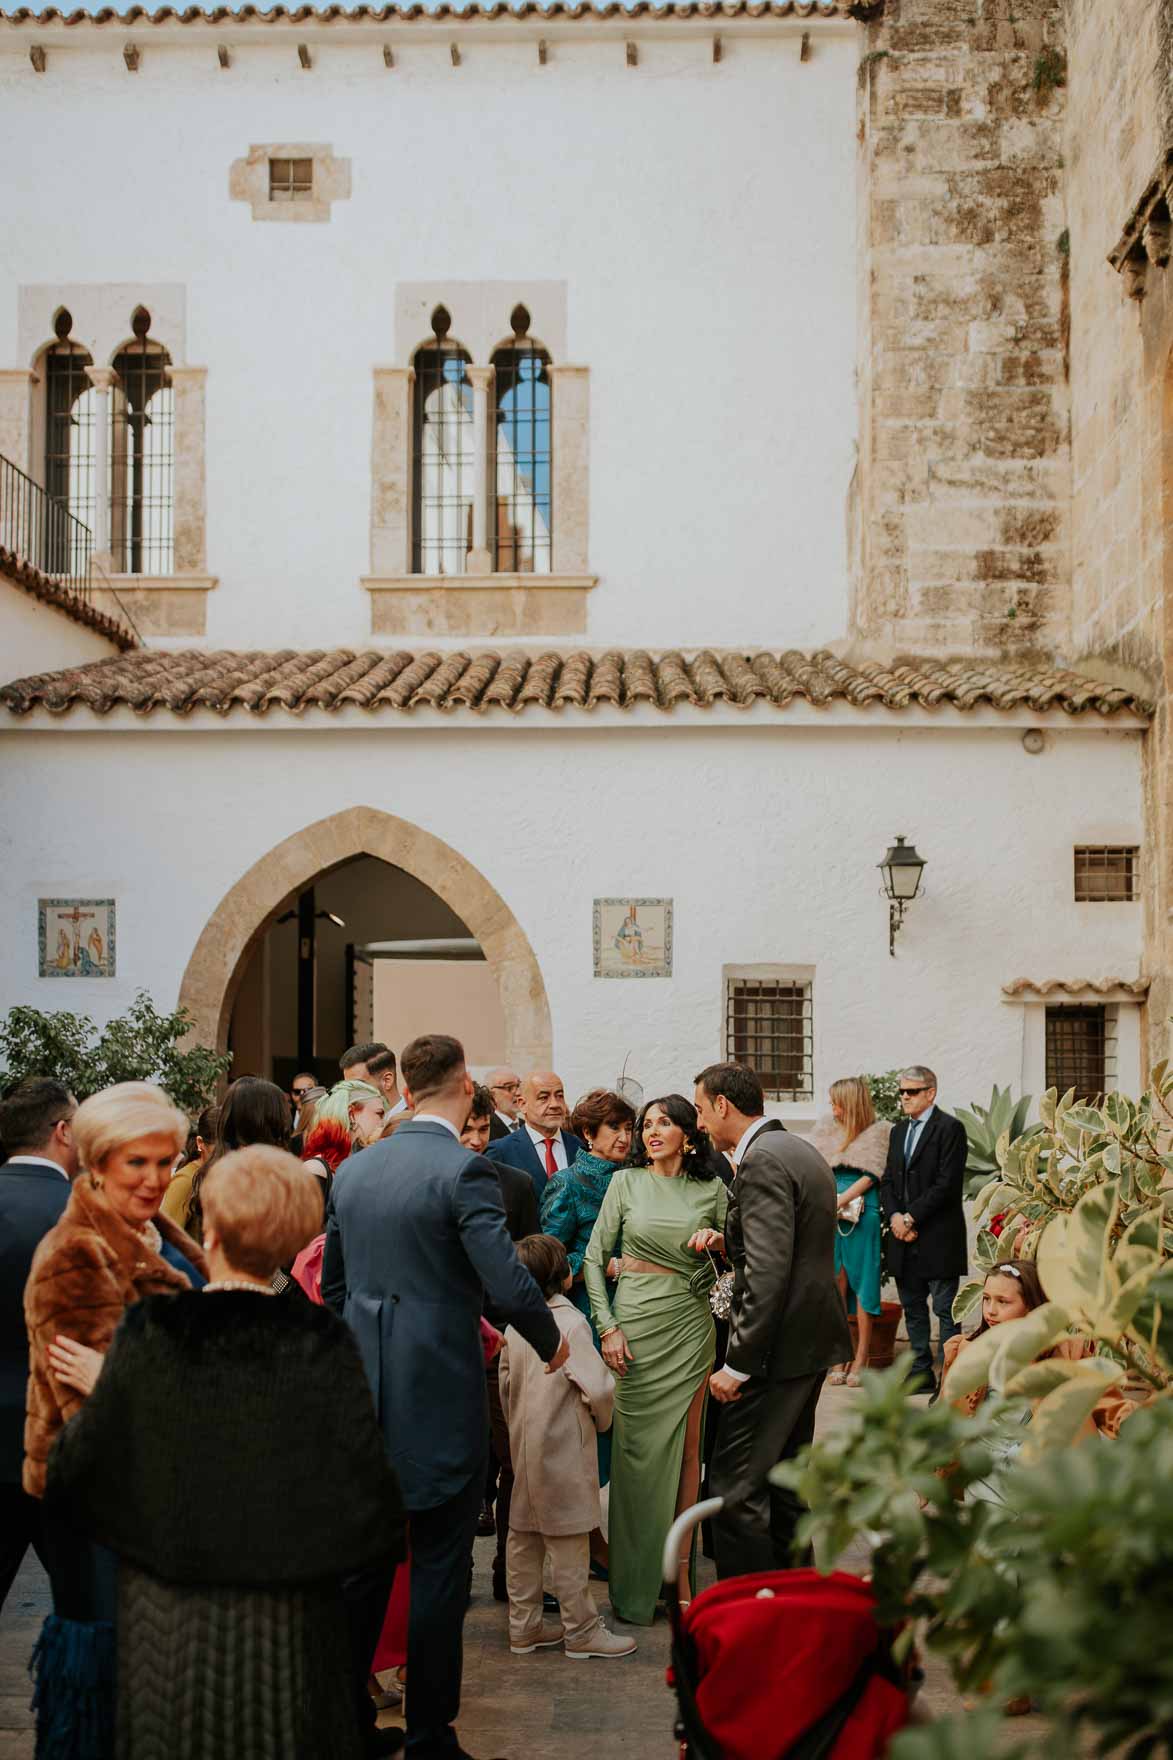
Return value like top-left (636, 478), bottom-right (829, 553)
top-left (367, 1730), bottom-right (405, 1757)
top-left (476, 1501), bottom-right (496, 1537)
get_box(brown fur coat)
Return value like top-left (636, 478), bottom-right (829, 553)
top-left (804, 1117), bottom-right (892, 1180)
top-left (23, 1176), bottom-right (207, 1496)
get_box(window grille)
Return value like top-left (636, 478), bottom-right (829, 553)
top-left (269, 157), bottom-right (313, 202)
top-left (412, 308), bottom-right (474, 576)
top-left (725, 979), bottom-right (813, 1102)
top-left (1074, 845), bottom-right (1138, 902)
top-left (1045, 1004), bottom-right (1112, 1101)
top-left (492, 306), bottom-right (551, 574)
top-left (110, 311), bottom-right (173, 575)
top-left (43, 312), bottom-right (95, 576)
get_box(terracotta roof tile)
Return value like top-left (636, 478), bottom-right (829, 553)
top-left (0, 546), bottom-right (138, 653)
top-left (2, 2), bottom-right (849, 26)
top-left (0, 648), bottom-right (1155, 721)
top-left (1002, 977), bottom-right (1151, 998)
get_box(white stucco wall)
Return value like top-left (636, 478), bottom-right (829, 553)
top-left (0, 579), bottom-right (121, 675)
top-left (0, 714), bottom-right (1145, 1113)
top-left (0, 18), bottom-right (859, 651)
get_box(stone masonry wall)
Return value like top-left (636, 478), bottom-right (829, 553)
top-left (1062, 0), bottom-right (1172, 1061)
top-left (853, 0), bottom-right (1070, 655)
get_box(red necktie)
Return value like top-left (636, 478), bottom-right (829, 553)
top-left (544, 1136), bottom-right (557, 1177)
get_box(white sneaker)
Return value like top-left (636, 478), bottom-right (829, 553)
top-left (510, 1625), bottom-right (565, 1655)
top-left (565, 1624), bottom-right (637, 1660)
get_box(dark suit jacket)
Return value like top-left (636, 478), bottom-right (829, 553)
top-left (486, 1126), bottom-right (586, 1204)
top-left (488, 1114), bottom-right (514, 1143)
top-left (880, 1108), bottom-right (968, 1281)
top-left (322, 1120), bottom-right (559, 1511)
top-left (484, 1158), bottom-right (539, 1326)
top-left (0, 1158), bottom-right (71, 1481)
top-left (723, 1122), bottom-right (851, 1382)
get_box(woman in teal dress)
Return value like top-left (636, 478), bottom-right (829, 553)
top-left (807, 1077), bottom-right (892, 1386)
top-left (584, 1095), bottom-right (728, 1624)
top-left (540, 1088), bottom-right (635, 1488)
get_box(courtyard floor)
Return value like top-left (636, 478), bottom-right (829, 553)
top-left (0, 1384), bottom-right (1042, 1759)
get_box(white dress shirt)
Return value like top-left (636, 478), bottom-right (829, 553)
top-left (722, 1116), bottom-right (775, 1382)
top-left (6, 1154), bottom-right (69, 1179)
top-left (412, 1113), bottom-right (461, 1141)
top-left (388, 1096), bottom-right (409, 1119)
top-left (495, 1110), bottom-right (517, 1131)
top-left (526, 1123), bottom-right (568, 1173)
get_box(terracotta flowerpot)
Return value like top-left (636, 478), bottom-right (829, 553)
top-left (847, 1299), bottom-right (903, 1370)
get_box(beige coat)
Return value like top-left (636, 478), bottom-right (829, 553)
top-left (500, 1294), bottom-right (614, 1536)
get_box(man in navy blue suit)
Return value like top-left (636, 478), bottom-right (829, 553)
top-left (0, 1078), bottom-right (78, 1612)
top-left (485, 1070), bottom-right (585, 1205)
top-left (325, 1035), bottom-right (565, 1760)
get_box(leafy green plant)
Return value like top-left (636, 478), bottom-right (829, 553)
top-left (964, 1067), bottom-right (1173, 1388)
top-left (865, 1070), bottom-right (904, 1123)
top-left (1032, 47), bottom-right (1066, 95)
top-left (0, 993), bottom-right (229, 1117)
top-left (955, 1084), bottom-right (1035, 1199)
top-left (889, 1400), bottom-right (1173, 1759)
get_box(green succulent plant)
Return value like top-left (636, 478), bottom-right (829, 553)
top-left (955, 1084), bottom-right (1036, 1200)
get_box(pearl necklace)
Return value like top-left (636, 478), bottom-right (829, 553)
top-left (202, 1278), bottom-right (275, 1296)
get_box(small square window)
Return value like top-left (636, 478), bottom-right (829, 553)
top-left (269, 157), bottom-right (313, 202)
top-left (725, 977), bottom-right (812, 1103)
top-left (1074, 846), bottom-right (1138, 902)
top-left (1045, 1004), bottom-right (1114, 1101)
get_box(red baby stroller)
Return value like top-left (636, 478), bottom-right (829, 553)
top-left (662, 1500), bottom-right (917, 1760)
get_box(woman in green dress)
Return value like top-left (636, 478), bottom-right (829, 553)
top-left (584, 1094), bottom-right (728, 1624)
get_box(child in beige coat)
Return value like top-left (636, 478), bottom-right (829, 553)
top-left (500, 1234), bottom-right (636, 1660)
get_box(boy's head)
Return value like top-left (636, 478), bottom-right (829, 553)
top-left (516, 1232), bottom-right (571, 1298)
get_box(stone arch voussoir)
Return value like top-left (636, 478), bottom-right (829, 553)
top-left (177, 806), bottom-right (552, 1070)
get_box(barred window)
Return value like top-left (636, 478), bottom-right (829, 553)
top-left (412, 306), bottom-right (474, 577)
top-left (1045, 1004), bottom-right (1114, 1101)
top-left (42, 310), bottom-right (96, 575)
top-left (1074, 846), bottom-right (1138, 902)
top-left (725, 977), bottom-right (813, 1102)
top-left (269, 157), bottom-right (313, 202)
top-left (110, 310), bottom-right (173, 575)
top-left (492, 305), bottom-right (551, 574)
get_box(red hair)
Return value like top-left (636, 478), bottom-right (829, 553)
top-left (301, 1117), bottom-right (353, 1174)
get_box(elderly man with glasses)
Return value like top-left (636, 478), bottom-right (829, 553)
top-left (485, 1068), bottom-right (523, 1142)
top-left (879, 1065), bottom-right (968, 1398)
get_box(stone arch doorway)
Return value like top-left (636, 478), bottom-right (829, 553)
top-left (177, 805), bottom-right (552, 1070)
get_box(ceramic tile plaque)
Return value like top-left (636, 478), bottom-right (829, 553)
top-left (38, 899), bottom-right (116, 977)
top-left (593, 898), bottom-right (673, 979)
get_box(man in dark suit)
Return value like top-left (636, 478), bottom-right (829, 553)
top-left (485, 1070), bottom-right (584, 1204)
top-left (693, 1062), bottom-right (851, 1581)
top-left (880, 1064), bottom-right (968, 1396)
top-left (0, 1078), bottom-right (78, 1611)
top-left (484, 1068), bottom-right (522, 1142)
top-left (325, 1035), bottom-right (564, 1760)
top-left (460, 1085), bottom-right (538, 1579)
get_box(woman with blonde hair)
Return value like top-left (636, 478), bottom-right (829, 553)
top-left (22, 1080), bottom-right (207, 1759)
top-left (806, 1077), bottom-right (892, 1387)
top-left (301, 1080), bottom-right (386, 1191)
top-left (45, 1145), bottom-right (406, 1760)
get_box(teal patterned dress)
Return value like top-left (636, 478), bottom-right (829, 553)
top-left (540, 1149), bottom-right (620, 1484)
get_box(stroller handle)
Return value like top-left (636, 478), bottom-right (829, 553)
top-left (662, 1496), bottom-right (724, 1587)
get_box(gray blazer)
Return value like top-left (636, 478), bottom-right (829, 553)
top-left (723, 1121), bottom-right (852, 1382)
top-left (324, 1118), bottom-right (560, 1512)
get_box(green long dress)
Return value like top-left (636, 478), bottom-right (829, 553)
top-left (583, 1167), bottom-right (729, 1626)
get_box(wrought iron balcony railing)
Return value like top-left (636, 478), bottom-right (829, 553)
top-left (0, 450), bottom-right (93, 604)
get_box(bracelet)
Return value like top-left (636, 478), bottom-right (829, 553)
top-left (600, 1326), bottom-right (620, 1340)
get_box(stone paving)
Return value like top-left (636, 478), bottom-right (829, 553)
top-left (0, 1385), bottom-right (1038, 1759)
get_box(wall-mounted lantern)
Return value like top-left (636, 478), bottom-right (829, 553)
top-left (878, 836), bottom-right (926, 957)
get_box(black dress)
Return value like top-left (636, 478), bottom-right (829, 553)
top-left (44, 1291), bottom-right (406, 1760)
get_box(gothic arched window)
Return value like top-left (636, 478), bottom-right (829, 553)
top-left (412, 306), bottom-right (474, 576)
top-left (110, 308), bottom-right (173, 575)
top-left (42, 309), bottom-right (95, 575)
top-left (491, 305), bottom-right (551, 575)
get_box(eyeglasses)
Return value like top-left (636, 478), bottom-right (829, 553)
top-left (491, 1082), bottom-right (522, 1095)
top-left (291, 1087), bottom-right (313, 1100)
top-left (898, 1086), bottom-right (929, 1097)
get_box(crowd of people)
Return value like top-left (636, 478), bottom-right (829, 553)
top-left (0, 1035), bottom-right (988, 1760)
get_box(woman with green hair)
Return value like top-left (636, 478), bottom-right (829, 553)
top-left (301, 1079), bottom-right (386, 1194)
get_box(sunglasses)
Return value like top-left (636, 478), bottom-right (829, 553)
top-left (898, 1086), bottom-right (929, 1097)
top-left (292, 1087), bottom-right (313, 1099)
